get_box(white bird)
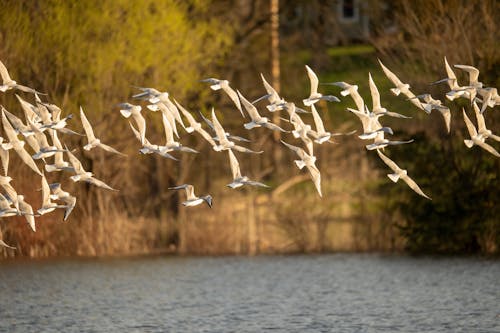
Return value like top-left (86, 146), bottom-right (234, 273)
top-left (0, 175), bottom-right (18, 210)
top-left (0, 192), bottom-right (18, 217)
top-left (1, 109), bottom-right (43, 176)
top-left (44, 131), bottom-right (75, 173)
top-left (308, 104), bottom-right (333, 144)
top-left (211, 109), bottom-right (262, 154)
top-left (129, 123), bottom-right (178, 160)
top-left (39, 102), bottom-right (80, 135)
top-left (142, 90), bottom-right (187, 132)
top-left (169, 184), bottom-right (212, 208)
top-left (37, 174), bottom-right (65, 216)
top-left (174, 100), bottom-right (217, 147)
top-left (237, 90), bottom-right (287, 132)
top-left (160, 112), bottom-right (198, 154)
top-left (226, 149), bottom-right (269, 189)
top-left (462, 109), bottom-right (500, 157)
top-left (17, 195), bottom-right (37, 232)
top-left (0, 59), bottom-right (43, 94)
top-left (365, 132), bottom-right (414, 151)
top-left (66, 147), bottom-right (119, 191)
top-left (347, 107), bottom-right (393, 140)
top-left (477, 87), bottom-right (499, 114)
top-left (472, 102), bottom-right (498, 143)
top-left (198, 111), bottom-right (250, 143)
top-left (303, 65), bottom-right (340, 106)
top-left (376, 150), bottom-right (431, 200)
top-left (257, 73), bottom-right (285, 112)
top-left (49, 183), bottom-right (76, 221)
top-left (200, 78), bottom-right (245, 117)
top-left (80, 107), bottom-right (126, 156)
top-left (281, 140), bottom-right (322, 197)
top-left (26, 117), bottom-right (64, 160)
top-left (118, 103), bottom-right (146, 144)
top-left (411, 94), bottom-right (451, 133)
top-left (322, 81), bottom-right (364, 112)
top-left (378, 59), bottom-right (423, 110)
top-left (432, 57), bottom-right (469, 101)
top-left (368, 73), bottom-right (410, 119)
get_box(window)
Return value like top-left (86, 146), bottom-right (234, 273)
top-left (338, 0), bottom-right (359, 23)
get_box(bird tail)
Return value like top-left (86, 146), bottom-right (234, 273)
top-left (294, 160), bottom-right (306, 170)
top-left (387, 173), bottom-right (400, 183)
top-left (210, 84), bottom-right (221, 91)
top-left (341, 89), bottom-right (350, 96)
top-left (120, 110), bottom-right (132, 118)
top-left (390, 88), bottom-right (401, 96)
top-left (464, 139), bottom-right (474, 148)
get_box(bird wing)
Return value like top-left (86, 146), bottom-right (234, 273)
top-left (174, 99), bottom-right (197, 127)
top-left (132, 112), bottom-right (147, 145)
top-left (41, 174), bottom-right (51, 206)
top-left (79, 106), bottom-right (97, 142)
top-left (98, 142), bottom-right (126, 157)
top-left (472, 102), bottom-right (487, 133)
top-left (0, 60), bottom-right (13, 83)
top-left (305, 65), bottom-right (319, 95)
top-left (161, 112), bottom-right (176, 146)
top-left (260, 73), bottom-right (281, 102)
top-left (62, 196), bottom-right (76, 221)
top-left (86, 176), bottom-right (118, 191)
top-left (65, 148), bottom-right (86, 174)
top-left (281, 140), bottom-right (306, 160)
top-left (378, 59), bottom-right (403, 87)
top-left (376, 149), bottom-right (400, 173)
top-left (221, 83), bottom-right (244, 117)
top-left (237, 90), bottom-right (262, 121)
top-left (195, 127), bottom-right (217, 147)
top-left (211, 109), bottom-right (229, 145)
top-left (184, 184), bottom-right (196, 200)
top-left (476, 141), bottom-right (500, 158)
top-left (454, 64), bottom-right (480, 84)
top-left (306, 164), bottom-right (322, 197)
top-left (1, 109), bottom-right (22, 142)
top-left (0, 147), bottom-right (9, 175)
top-left (0, 192), bottom-right (13, 210)
top-left (228, 149), bottom-right (242, 179)
top-left (311, 104), bottom-right (326, 134)
top-left (368, 72), bottom-right (382, 111)
top-left (401, 174), bottom-right (431, 200)
top-left (443, 57), bottom-right (459, 89)
top-left (462, 109), bottom-right (478, 138)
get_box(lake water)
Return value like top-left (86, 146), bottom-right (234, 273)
top-left (0, 254), bottom-right (499, 332)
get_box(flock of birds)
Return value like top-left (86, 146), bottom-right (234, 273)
top-left (0, 56), bottom-right (498, 250)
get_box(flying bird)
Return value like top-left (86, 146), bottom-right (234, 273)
top-left (169, 184), bottom-right (212, 208)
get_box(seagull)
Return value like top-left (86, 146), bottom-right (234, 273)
top-left (0, 192), bottom-right (18, 218)
top-left (453, 64), bottom-right (483, 104)
top-left (17, 195), bottom-right (37, 232)
top-left (1, 110), bottom-right (41, 164)
top-left (168, 184), bottom-right (212, 208)
top-left (368, 72), bottom-right (410, 119)
top-left (411, 94), bottom-right (451, 133)
top-left (118, 103), bottom-right (146, 144)
top-left (198, 111), bottom-right (250, 143)
top-left (174, 100), bottom-right (217, 147)
top-left (200, 78), bottom-right (245, 117)
top-left (308, 104), bottom-right (331, 144)
top-left (160, 112), bottom-right (198, 154)
top-left (226, 149), bottom-right (269, 189)
top-left (281, 140), bottom-right (322, 197)
top-left (462, 109), bottom-right (500, 157)
top-left (378, 59), bottom-right (423, 110)
top-left (0, 175), bottom-right (19, 210)
top-left (256, 73), bottom-right (285, 112)
top-left (143, 91), bottom-right (187, 132)
top-left (284, 112), bottom-right (314, 155)
top-left (238, 90), bottom-right (287, 132)
top-left (1, 109), bottom-right (43, 176)
top-left (365, 132), bottom-right (414, 151)
top-left (49, 183), bottom-right (76, 221)
top-left (472, 101), bottom-right (499, 142)
top-left (477, 87), bottom-right (499, 114)
top-left (432, 57), bottom-right (470, 102)
top-left (66, 146), bottom-right (119, 190)
top-left (347, 107), bottom-right (393, 140)
top-left (376, 150), bottom-right (431, 200)
top-left (26, 117), bottom-right (65, 160)
top-left (211, 109), bottom-right (262, 154)
top-left (80, 107), bottom-right (126, 156)
top-left (44, 130), bottom-right (76, 173)
top-left (0, 59), bottom-right (43, 94)
top-left (129, 123), bottom-right (178, 160)
top-left (37, 174), bottom-right (65, 215)
top-left (39, 102), bottom-right (79, 134)
top-left (322, 81), bottom-right (364, 112)
top-left (303, 65), bottom-right (340, 106)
